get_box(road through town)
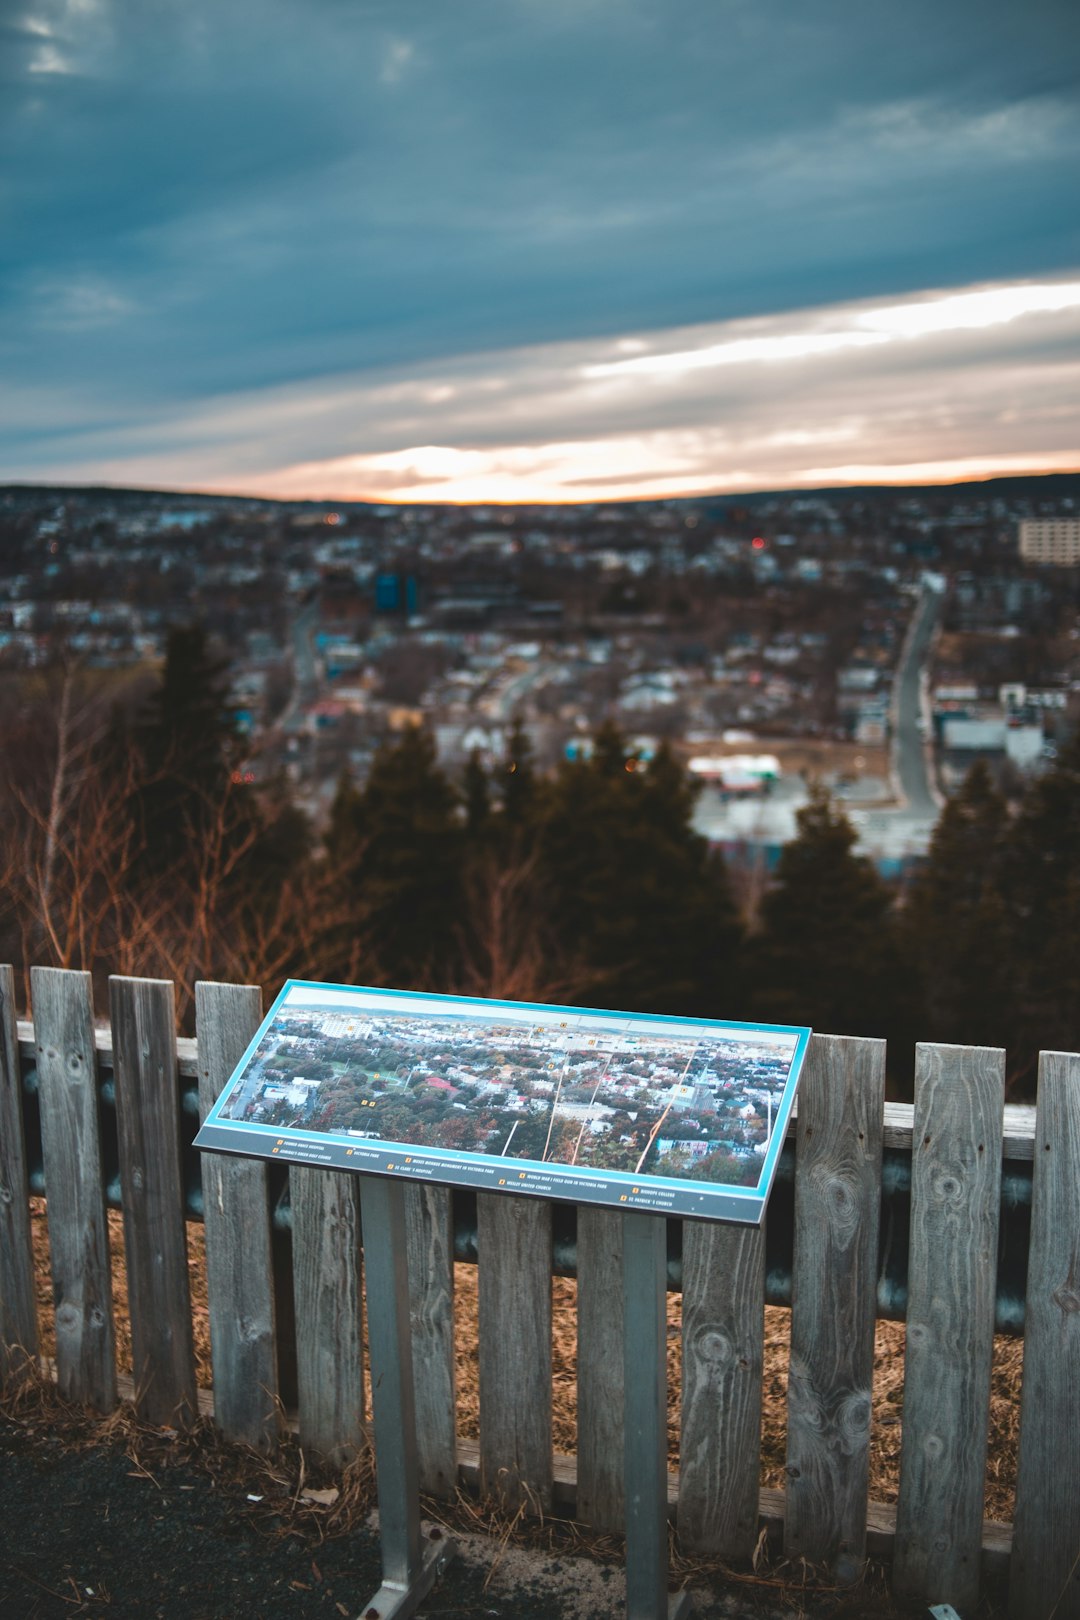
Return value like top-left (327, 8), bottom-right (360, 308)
top-left (693, 582), bottom-right (945, 866)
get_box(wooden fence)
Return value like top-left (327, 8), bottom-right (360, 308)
top-left (1, 967), bottom-right (1078, 1619)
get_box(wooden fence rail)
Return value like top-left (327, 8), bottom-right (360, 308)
top-left (1, 967), bottom-right (1078, 1620)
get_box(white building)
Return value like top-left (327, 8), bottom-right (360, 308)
top-left (1018, 518), bottom-right (1080, 566)
top-left (317, 1012), bottom-right (360, 1038)
top-left (941, 717), bottom-right (1045, 769)
top-left (263, 1078), bottom-right (320, 1109)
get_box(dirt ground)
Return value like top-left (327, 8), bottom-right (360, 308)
top-left (1, 1377), bottom-right (1008, 1620)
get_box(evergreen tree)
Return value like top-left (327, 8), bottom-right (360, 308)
top-left (325, 767), bottom-right (365, 870)
top-left (128, 624), bottom-right (251, 876)
top-left (751, 785), bottom-right (910, 1043)
top-left (500, 717), bottom-right (537, 833)
top-left (347, 725), bottom-right (464, 989)
top-left (590, 719), bottom-right (631, 779)
top-left (903, 761), bottom-right (1013, 1050)
top-left (235, 779), bottom-right (312, 911)
top-left (534, 724), bottom-right (743, 1016)
top-left (999, 729), bottom-right (1080, 1086)
top-left (462, 750), bottom-right (492, 841)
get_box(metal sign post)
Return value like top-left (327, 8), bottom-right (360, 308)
top-left (194, 982), bottom-right (809, 1619)
top-left (622, 1211), bottom-right (692, 1620)
top-left (354, 1174), bottom-right (455, 1620)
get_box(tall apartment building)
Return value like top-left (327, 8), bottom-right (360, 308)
top-left (1018, 517), bottom-right (1080, 565)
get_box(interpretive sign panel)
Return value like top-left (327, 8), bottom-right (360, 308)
top-left (195, 981), bottom-right (810, 1223)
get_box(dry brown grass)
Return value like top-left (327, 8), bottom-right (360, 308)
top-left (26, 1197), bottom-right (1024, 1527)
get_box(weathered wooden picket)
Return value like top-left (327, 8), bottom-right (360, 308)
top-left (1, 967), bottom-right (1079, 1620)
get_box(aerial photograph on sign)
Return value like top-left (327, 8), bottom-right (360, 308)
top-left (196, 981), bottom-right (810, 1221)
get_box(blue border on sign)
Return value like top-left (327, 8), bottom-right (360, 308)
top-left (195, 979), bottom-right (811, 1223)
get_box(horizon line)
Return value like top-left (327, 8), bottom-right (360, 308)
top-left (4, 462), bottom-right (1080, 511)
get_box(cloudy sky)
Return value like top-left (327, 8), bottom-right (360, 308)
top-left (2, 0), bottom-right (1079, 502)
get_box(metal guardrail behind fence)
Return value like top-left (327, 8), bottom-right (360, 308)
top-left (14, 1024), bottom-right (1035, 1333)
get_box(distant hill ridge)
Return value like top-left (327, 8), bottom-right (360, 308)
top-left (2, 469), bottom-right (1079, 512)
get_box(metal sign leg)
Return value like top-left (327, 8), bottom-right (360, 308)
top-left (622, 1211), bottom-right (692, 1620)
top-left (356, 1175), bottom-right (455, 1619)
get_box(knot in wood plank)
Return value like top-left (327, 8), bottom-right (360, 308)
top-left (807, 1164), bottom-right (861, 1244)
top-left (905, 1319), bottom-right (936, 1353)
top-left (833, 1388), bottom-right (872, 1449)
top-left (692, 1325), bottom-right (735, 1368)
top-left (788, 1362), bottom-right (871, 1456)
top-left (55, 1301), bottom-right (81, 1333)
top-left (929, 1167), bottom-right (965, 1207)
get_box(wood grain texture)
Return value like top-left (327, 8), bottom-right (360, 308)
top-left (477, 1192), bottom-right (553, 1512)
top-left (290, 1165), bottom-right (364, 1465)
top-left (784, 1032), bottom-right (886, 1578)
top-left (621, 1211), bottom-right (670, 1615)
top-left (194, 980), bottom-right (278, 1450)
top-left (0, 964), bottom-right (38, 1383)
top-left (31, 966), bottom-right (116, 1409)
top-left (403, 1184), bottom-right (456, 1497)
top-left (678, 1216), bottom-right (765, 1557)
top-left (576, 1205), bottom-right (624, 1530)
top-left (18, 1021), bottom-right (199, 1075)
top-left (109, 976), bottom-right (196, 1426)
top-left (894, 1042), bottom-right (1005, 1611)
top-left (1010, 1050), bottom-right (1080, 1620)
